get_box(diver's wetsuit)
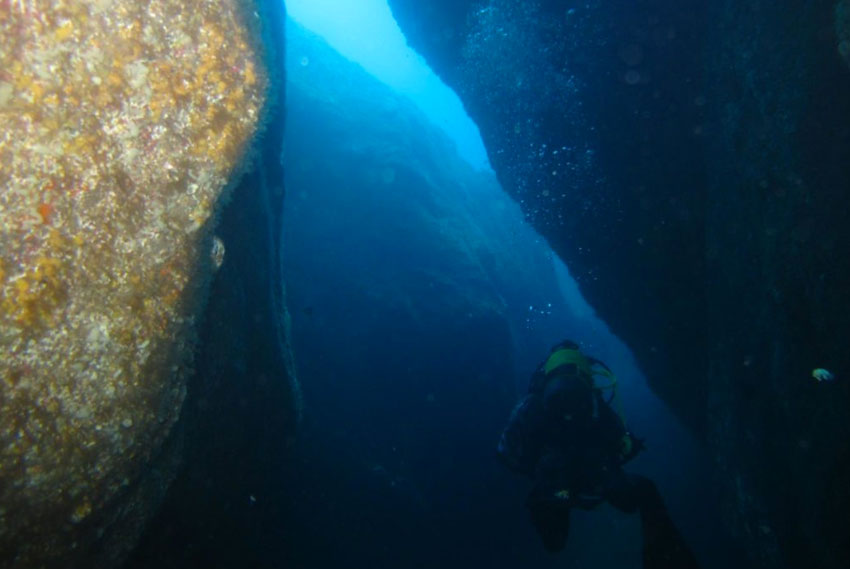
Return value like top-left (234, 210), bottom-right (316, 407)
top-left (498, 347), bottom-right (700, 569)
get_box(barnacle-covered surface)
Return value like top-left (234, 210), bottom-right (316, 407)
top-left (0, 0), bottom-right (266, 566)
top-left (839, 1), bottom-right (850, 70)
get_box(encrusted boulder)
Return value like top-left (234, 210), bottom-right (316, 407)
top-left (0, 1), bottom-right (266, 566)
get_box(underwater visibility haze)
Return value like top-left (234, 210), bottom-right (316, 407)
top-left (1, 1), bottom-right (849, 569)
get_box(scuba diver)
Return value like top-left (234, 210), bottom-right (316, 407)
top-left (498, 340), bottom-right (700, 569)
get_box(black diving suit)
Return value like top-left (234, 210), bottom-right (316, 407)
top-left (497, 341), bottom-right (700, 569)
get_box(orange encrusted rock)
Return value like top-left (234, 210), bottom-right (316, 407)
top-left (0, 1), bottom-right (267, 566)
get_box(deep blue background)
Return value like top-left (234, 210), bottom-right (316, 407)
top-left (276, 22), bottom-right (735, 569)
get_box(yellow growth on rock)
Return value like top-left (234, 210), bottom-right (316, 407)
top-left (0, 1), bottom-right (267, 566)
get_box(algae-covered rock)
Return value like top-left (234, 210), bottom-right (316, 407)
top-left (839, 1), bottom-right (850, 70)
top-left (0, 1), bottom-right (266, 566)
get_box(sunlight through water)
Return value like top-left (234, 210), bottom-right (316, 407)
top-left (286, 0), bottom-right (492, 170)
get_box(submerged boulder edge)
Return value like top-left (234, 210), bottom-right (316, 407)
top-left (0, 1), bottom-right (268, 566)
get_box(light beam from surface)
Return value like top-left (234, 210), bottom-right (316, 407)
top-left (286, 0), bottom-right (491, 170)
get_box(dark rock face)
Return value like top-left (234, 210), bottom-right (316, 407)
top-left (387, 0), bottom-right (850, 567)
top-left (839, 1), bottom-right (850, 70)
top-left (126, 1), bottom-right (301, 567)
top-left (1, 1), bottom-right (272, 567)
top-left (703, 3), bottom-right (850, 566)
top-left (390, 0), bottom-right (710, 435)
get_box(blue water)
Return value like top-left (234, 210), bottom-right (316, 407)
top-left (286, 0), bottom-right (491, 171)
top-left (279, 9), bottom-right (735, 566)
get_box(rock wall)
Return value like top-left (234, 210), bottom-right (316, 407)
top-left (704, 2), bottom-right (850, 566)
top-left (387, 1), bottom-right (850, 567)
top-left (0, 1), bottom-right (278, 566)
top-left (390, 0), bottom-right (709, 436)
top-left (839, 1), bottom-right (850, 70)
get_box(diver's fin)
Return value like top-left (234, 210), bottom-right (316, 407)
top-left (636, 477), bottom-right (701, 569)
top-left (641, 506), bottom-right (700, 569)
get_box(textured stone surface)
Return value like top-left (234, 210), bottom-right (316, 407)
top-left (704, 4), bottom-right (850, 567)
top-left (839, 1), bottom-right (850, 70)
top-left (390, 0), bottom-right (710, 436)
top-left (124, 1), bottom-right (299, 566)
top-left (0, 1), bottom-right (266, 566)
